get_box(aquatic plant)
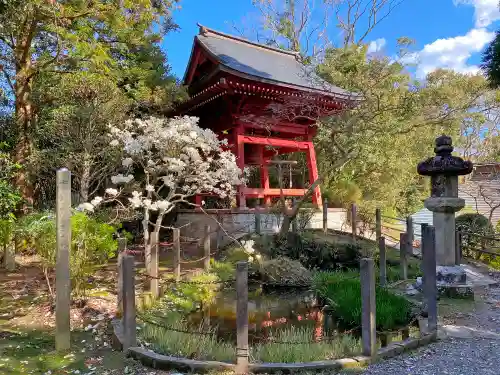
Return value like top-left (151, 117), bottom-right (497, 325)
top-left (140, 316), bottom-right (234, 362)
top-left (139, 319), bottom-right (361, 363)
top-left (251, 326), bottom-right (361, 363)
top-left (313, 271), bottom-right (414, 331)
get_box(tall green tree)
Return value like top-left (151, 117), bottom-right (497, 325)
top-left (316, 44), bottom-right (495, 215)
top-left (482, 30), bottom-right (500, 88)
top-left (0, 0), bottom-right (179, 208)
top-left (33, 72), bottom-right (128, 204)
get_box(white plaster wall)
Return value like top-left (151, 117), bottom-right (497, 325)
top-left (175, 208), bottom-right (347, 248)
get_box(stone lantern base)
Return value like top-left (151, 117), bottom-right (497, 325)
top-left (436, 266), bottom-right (473, 299)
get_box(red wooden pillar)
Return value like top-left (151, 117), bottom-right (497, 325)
top-left (259, 147), bottom-right (271, 206)
top-left (235, 126), bottom-right (246, 208)
top-left (306, 142), bottom-right (322, 207)
top-left (195, 195), bottom-right (203, 206)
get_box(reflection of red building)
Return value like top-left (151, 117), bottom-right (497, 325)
top-left (175, 26), bottom-right (356, 208)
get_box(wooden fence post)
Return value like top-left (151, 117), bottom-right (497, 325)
top-left (400, 232), bottom-right (408, 280)
top-left (455, 229), bottom-right (462, 266)
top-left (3, 234), bottom-right (15, 271)
top-left (406, 216), bottom-right (414, 255)
top-left (422, 224), bottom-right (437, 334)
top-left (216, 213), bottom-right (224, 250)
top-left (292, 198), bottom-right (298, 233)
top-left (173, 228), bottom-right (181, 282)
top-left (117, 238), bottom-right (127, 318)
top-left (351, 203), bottom-right (357, 240)
top-left (236, 261), bottom-right (249, 374)
top-left (360, 258), bottom-right (376, 357)
top-left (204, 224), bottom-right (211, 271)
top-left (56, 168), bottom-right (71, 351)
top-left (379, 236), bottom-right (387, 287)
top-left (255, 208), bottom-right (261, 235)
top-left (323, 198), bottom-right (328, 233)
top-left (122, 254), bottom-right (137, 351)
top-left (375, 208), bottom-right (381, 241)
top-left (150, 231), bottom-right (159, 298)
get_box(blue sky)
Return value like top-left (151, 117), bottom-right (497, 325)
top-left (163, 0), bottom-right (500, 80)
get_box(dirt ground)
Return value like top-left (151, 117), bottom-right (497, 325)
top-left (0, 256), bottom-right (174, 375)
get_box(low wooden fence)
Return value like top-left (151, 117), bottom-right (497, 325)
top-left (115, 225), bottom-right (439, 373)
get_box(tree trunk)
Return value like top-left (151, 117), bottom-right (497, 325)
top-left (143, 207), bottom-right (151, 274)
top-left (13, 32), bottom-right (35, 210)
top-left (13, 90), bottom-right (35, 210)
top-left (79, 155), bottom-right (92, 203)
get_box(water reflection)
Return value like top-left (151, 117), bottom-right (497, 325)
top-left (188, 287), bottom-right (334, 343)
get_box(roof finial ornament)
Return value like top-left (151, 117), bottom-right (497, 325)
top-left (198, 24), bottom-right (208, 35)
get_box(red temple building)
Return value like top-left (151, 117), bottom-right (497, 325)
top-left (175, 26), bottom-right (356, 208)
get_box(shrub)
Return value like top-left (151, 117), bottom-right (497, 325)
top-left (296, 205), bottom-right (318, 231)
top-left (16, 211), bottom-right (117, 297)
top-left (270, 233), bottom-right (362, 271)
top-left (259, 256), bottom-right (312, 286)
top-left (210, 260), bottom-right (235, 282)
top-left (313, 272), bottom-right (413, 331)
top-left (456, 213), bottom-right (495, 259)
top-left (157, 272), bottom-right (223, 313)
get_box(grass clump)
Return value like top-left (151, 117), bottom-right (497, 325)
top-left (251, 326), bottom-right (361, 363)
top-left (140, 314), bottom-right (234, 362)
top-left (313, 272), bottom-right (413, 331)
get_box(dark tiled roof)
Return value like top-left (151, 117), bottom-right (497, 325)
top-left (193, 26), bottom-right (355, 99)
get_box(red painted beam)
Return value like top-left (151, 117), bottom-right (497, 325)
top-left (242, 187), bottom-right (308, 197)
top-left (239, 121), bottom-right (310, 136)
top-left (185, 45), bottom-right (202, 86)
top-left (238, 135), bottom-right (311, 150)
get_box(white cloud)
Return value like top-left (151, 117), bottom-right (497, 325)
top-left (454, 0), bottom-right (500, 27)
top-left (367, 38), bottom-right (386, 54)
top-left (409, 28), bottom-right (494, 78)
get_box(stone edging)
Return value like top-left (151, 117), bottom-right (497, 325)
top-left (112, 319), bottom-right (437, 373)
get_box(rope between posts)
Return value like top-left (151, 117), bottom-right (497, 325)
top-left (461, 231), bottom-right (500, 241)
top-left (381, 215), bottom-right (404, 222)
top-left (137, 274), bottom-right (315, 288)
top-left (375, 316), bottom-right (419, 335)
top-left (138, 314), bottom-right (217, 336)
top-left (381, 224), bottom-right (405, 233)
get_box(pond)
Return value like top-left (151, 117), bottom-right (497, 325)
top-left (187, 286), bottom-right (341, 344)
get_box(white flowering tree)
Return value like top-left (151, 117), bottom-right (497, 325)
top-left (79, 116), bottom-right (244, 270)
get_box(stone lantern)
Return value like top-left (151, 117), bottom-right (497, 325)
top-left (417, 135), bottom-right (473, 285)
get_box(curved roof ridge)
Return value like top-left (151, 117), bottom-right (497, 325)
top-left (196, 23), bottom-right (300, 59)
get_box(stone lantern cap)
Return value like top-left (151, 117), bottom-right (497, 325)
top-left (417, 135), bottom-right (473, 177)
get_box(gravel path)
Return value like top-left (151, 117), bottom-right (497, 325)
top-left (360, 338), bottom-right (500, 375)
top-left (360, 276), bottom-right (500, 375)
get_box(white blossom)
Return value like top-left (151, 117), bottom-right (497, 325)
top-left (77, 203), bottom-right (94, 212)
top-left (83, 116), bottom-right (244, 246)
top-left (122, 157), bottom-right (134, 167)
top-left (128, 191), bottom-right (143, 208)
top-left (90, 196), bottom-right (103, 207)
top-left (156, 200), bottom-right (172, 211)
top-left (105, 188), bottom-right (118, 196)
top-left (111, 174), bottom-right (134, 184)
